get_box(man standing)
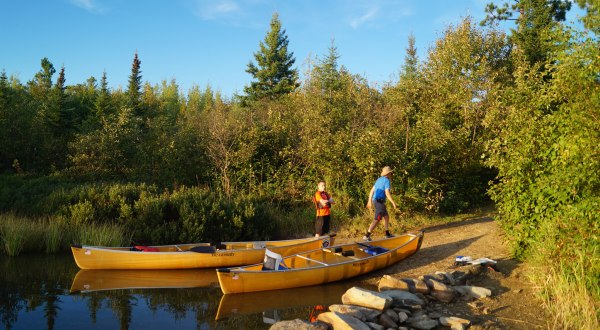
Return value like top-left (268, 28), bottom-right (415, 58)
top-left (364, 166), bottom-right (397, 241)
top-left (313, 180), bottom-right (334, 237)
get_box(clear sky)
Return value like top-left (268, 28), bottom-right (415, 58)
top-left (0, 0), bottom-right (585, 98)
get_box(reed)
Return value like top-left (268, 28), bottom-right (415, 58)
top-left (45, 217), bottom-right (66, 253)
top-left (531, 249), bottom-right (599, 330)
top-left (74, 222), bottom-right (129, 247)
top-left (0, 213), bottom-right (130, 256)
top-left (0, 214), bottom-right (26, 256)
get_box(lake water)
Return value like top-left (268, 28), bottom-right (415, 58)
top-left (0, 253), bottom-right (360, 329)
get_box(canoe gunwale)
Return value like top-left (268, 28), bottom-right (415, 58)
top-left (218, 231), bottom-right (423, 274)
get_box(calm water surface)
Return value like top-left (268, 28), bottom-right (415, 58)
top-left (0, 253), bottom-right (360, 329)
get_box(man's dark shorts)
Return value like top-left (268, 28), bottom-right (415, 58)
top-left (374, 199), bottom-right (388, 221)
top-left (315, 215), bottom-right (330, 235)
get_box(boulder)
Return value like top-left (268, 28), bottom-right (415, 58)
top-left (440, 316), bottom-right (471, 327)
top-left (378, 312), bottom-right (398, 328)
top-left (317, 311), bottom-right (370, 330)
top-left (381, 289), bottom-right (425, 306)
top-left (328, 304), bottom-right (381, 322)
top-left (402, 278), bottom-right (430, 294)
top-left (365, 322), bottom-right (384, 330)
top-left (383, 309), bottom-right (399, 323)
top-left (269, 319), bottom-right (328, 330)
top-left (397, 311), bottom-right (409, 323)
top-left (454, 286), bottom-right (492, 299)
top-left (378, 275), bottom-right (411, 291)
top-left (342, 287), bottom-right (393, 311)
top-left (409, 315), bottom-right (438, 330)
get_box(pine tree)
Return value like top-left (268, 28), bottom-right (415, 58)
top-left (482, 0), bottom-right (571, 65)
top-left (95, 71), bottom-right (111, 119)
top-left (127, 52), bottom-right (142, 111)
top-left (243, 13), bottom-right (299, 103)
top-left (314, 39), bottom-right (342, 95)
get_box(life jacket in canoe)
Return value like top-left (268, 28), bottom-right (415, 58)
top-left (133, 246), bottom-right (160, 252)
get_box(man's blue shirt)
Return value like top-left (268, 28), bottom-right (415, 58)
top-left (372, 176), bottom-right (390, 201)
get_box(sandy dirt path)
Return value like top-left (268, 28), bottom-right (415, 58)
top-left (352, 215), bottom-right (548, 329)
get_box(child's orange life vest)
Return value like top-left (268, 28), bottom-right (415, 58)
top-left (313, 191), bottom-right (331, 217)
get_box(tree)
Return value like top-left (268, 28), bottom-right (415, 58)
top-left (95, 71), bottom-right (111, 120)
top-left (482, 0), bottom-right (571, 65)
top-left (574, 0), bottom-right (600, 34)
top-left (243, 13), bottom-right (299, 103)
top-left (127, 52), bottom-right (142, 112)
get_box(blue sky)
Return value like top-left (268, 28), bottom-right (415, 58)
top-left (0, 0), bottom-right (586, 98)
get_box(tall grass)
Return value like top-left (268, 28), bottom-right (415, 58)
top-left (0, 214), bottom-right (130, 256)
top-left (531, 249), bottom-right (599, 330)
top-left (74, 222), bottom-right (129, 247)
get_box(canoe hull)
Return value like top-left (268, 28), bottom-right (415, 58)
top-left (71, 235), bottom-right (334, 270)
top-left (217, 232), bottom-right (423, 294)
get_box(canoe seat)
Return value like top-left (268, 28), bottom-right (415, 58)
top-left (262, 249), bottom-right (288, 270)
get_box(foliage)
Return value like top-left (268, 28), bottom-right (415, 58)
top-left (485, 23), bottom-right (599, 328)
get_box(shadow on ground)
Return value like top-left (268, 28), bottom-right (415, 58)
top-left (420, 216), bottom-right (495, 233)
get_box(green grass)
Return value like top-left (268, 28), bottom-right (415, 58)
top-left (0, 213), bottom-right (130, 256)
top-left (531, 249), bottom-right (600, 330)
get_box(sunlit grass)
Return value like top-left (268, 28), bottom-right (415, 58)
top-left (0, 213), bottom-right (129, 256)
top-left (530, 249), bottom-right (599, 330)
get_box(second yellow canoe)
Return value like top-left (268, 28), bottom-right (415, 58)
top-left (71, 235), bottom-right (335, 270)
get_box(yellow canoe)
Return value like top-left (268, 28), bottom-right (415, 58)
top-left (71, 235), bottom-right (335, 270)
top-left (70, 269), bottom-right (219, 293)
top-left (216, 231), bottom-right (423, 294)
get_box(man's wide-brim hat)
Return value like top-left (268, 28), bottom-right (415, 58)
top-left (381, 166), bottom-right (393, 176)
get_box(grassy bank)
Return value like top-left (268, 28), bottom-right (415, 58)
top-left (529, 249), bottom-right (599, 329)
top-left (0, 214), bottom-right (129, 256)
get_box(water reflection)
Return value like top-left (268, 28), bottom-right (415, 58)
top-left (70, 269), bottom-right (220, 293)
top-left (216, 282), bottom-right (350, 320)
top-left (0, 254), bottom-right (360, 329)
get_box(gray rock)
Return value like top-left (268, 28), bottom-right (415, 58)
top-left (393, 308), bottom-right (412, 315)
top-left (379, 312), bottom-right (398, 328)
top-left (402, 278), bottom-right (430, 294)
top-left (397, 311), bottom-right (409, 323)
top-left (342, 287), bottom-right (393, 311)
top-left (365, 321), bottom-right (385, 330)
top-left (384, 309), bottom-right (399, 323)
top-left (381, 289), bottom-right (426, 306)
top-left (317, 311), bottom-right (370, 330)
top-left (379, 275), bottom-right (411, 291)
top-left (435, 271), bottom-right (457, 285)
top-left (329, 304), bottom-right (381, 322)
top-left (430, 289), bottom-right (457, 303)
top-left (428, 312), bottom-right (442, 319)
top-left (269, 319), bottom-right (328, 330)
top-left (409, 316), bottom-right (438, 330)
top-left (455, 285), bottom-right (492, 299)
top-left (440, 316), bottom-right (471, 327)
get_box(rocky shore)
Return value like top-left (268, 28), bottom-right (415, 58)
top-left (270, 263), bottom-right (501, 330)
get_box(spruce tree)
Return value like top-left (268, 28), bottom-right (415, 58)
top-left (314, 39), bottom-right (342, 95)
top-left (482, 0), bottom-right (571, 65)
top-left (95, 71), bottom-right (111, 119)
top-left (127, 52), bottom-right (142, 111)
top-left (243, 13), bottom-right (299, 103)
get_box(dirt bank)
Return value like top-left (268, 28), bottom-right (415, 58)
top-left (353, 215), bottom-right (548, 329)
